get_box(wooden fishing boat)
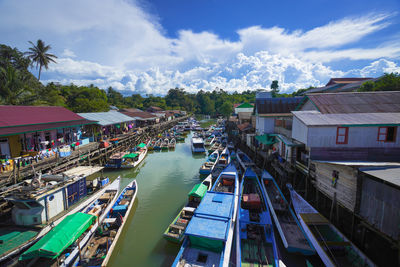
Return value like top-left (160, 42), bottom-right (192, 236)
top-left (288, 185), bottom-right (376, 267)
top-left (216, 147), bottom-right (230, 168)
top-left (105, 152), bottom-right (127, 168)
top-left (18, 178), bottom-right (121, 266)
top-left (261, 171), bottom-right (315, 255)
top-left (208, 142), bottom-right (220, 153)
top-left (236, 148), bottom-right (256, 171)
top-left (73, 179), bottom-right (138, 267)
top-left (204, 135), bottom-right (215, 147)
top-left (153, 138), bottom-right (162, 151)
top-left (161, 138), bottom-right (169, 151)
top-left (172, 163), bottom-right (239, 267)
top-left (121, 143), bottom-right (147, 168)
top-left (147, 138), bottom-right (154, 151)
top-left (208, 149), bottom-right (219, 162)
top-left (163, 182), bottom-right (208, 243)
top-left (0, 167), bottom-right (109, 264)
top-left (236, 168), bottom-right (279, 267)
top-left (169, 138), bottom-right (176, 149)
top-left (199, 161), bottom-right (216, 175)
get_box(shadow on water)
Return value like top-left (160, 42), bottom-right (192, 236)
top-left (152, 237), bottom-right (181, 267)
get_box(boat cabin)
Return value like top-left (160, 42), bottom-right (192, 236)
top-left (6, 166), bottom-right (104, 226)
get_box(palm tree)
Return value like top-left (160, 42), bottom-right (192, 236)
top-left (26, 39), bottom-right (57, 80)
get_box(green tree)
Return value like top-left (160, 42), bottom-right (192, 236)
top-left (26, 39), bottom-right (57, 80)
top-left (0, 64), bottom-right (32, 105)
top-left (107, 87), bottom-right (125, 108)
top-left (270, 80), bottom-right (279, 96)
top-left (358, 73), bottom-right (400, 92)
top-left (219, 102), bottom-right (233, 118)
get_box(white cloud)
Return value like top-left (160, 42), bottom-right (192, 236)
top-left (61, 49), bottom-right (76, 58)
top-left (1, 0), bottom-right (399, 94)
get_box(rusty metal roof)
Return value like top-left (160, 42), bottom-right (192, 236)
top-left (256, 97), bottom-right (302, 114)
top-left (304, 91), bottom-right (400, 114)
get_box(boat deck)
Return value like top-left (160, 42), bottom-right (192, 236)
top-left (178, 247), bottom-right (221, 267)
top-left (266, 185), bottom-right (313, 253)
top-left (241, 238), bottom-right (274, 267)
top-left (0, 228), bottom-right (38, 257)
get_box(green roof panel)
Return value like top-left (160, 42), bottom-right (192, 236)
top-left (236, 102), bottom-right (254, 109)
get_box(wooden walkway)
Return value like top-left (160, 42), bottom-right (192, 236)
top-left (0, 116), bottom-right (188, 188)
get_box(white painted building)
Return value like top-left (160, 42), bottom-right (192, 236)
top-left (292, 111), bottom-right (400, 161)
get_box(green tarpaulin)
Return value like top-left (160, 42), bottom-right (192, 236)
top-left (137, 143), bottom-right (146, 148)
top-left (188, 183), bottom-right (207, 199)
top-left (255, 134), bottom-right (277, 145)
top-left (123, 153), bottom-right (139, 158)
top-left (20, 213), bottom-right (96, 260)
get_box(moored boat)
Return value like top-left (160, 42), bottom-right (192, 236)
top-left (121, 142), bottom-right (147, 168)
top-left (163, 183), bottom-right (208, 243)
top-left (18, 178), bottom-right (121, 266)
top-left (261, 171), bottom-right (315, 255)
top-left (169, 138), bottom-right (176, 149)
top-left (105, 152), bottom-right (127, 168)
top-left (153, 138), bottom-right (162, 151)
top-left (191, 137), bottom-right (206, 153)
top-left (172, 163), bottom-right (239, 267)
top-left (208, 149), bottom-right (219, 162)
top-left (0, 166), bottom-right (109, 264)
top-left (236, 168), bottom-right (279, 267)
top-left (288, 184), bottom-right (376, 267)
top-left (204, 135), bottom-right (215, 147)
top-left (161, 138), bottom-right (169, 151)
top-left (74, 179), bottom-right (138, 267)
top-left (216, 147), bottom-right (230, 168)
top-left (236, 148), bottom-right (256, 171)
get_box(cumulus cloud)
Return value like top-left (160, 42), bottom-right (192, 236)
top-left (1, 0), bottom-right (399, 94)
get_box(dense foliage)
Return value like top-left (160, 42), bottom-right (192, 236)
top-left (358, 73), bottom-right (400, 92)
top-left (2, 43), bottom-right (399, 116)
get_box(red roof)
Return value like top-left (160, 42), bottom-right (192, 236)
top-left (0, 105), bottom-right (87, 127)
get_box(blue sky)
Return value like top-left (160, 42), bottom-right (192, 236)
top-left (0, 0), bottom-right (399, 95)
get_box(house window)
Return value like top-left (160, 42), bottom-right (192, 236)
top-left (336, 127), bottom-right (348, 144)
top-left (378, 127), bottom-right (397, 142)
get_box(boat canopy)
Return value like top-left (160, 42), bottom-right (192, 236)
top-left (137, 143), bottom-right (146, 148)
top-left (20, 213), bottom-right (96, 260)
top-left (188, 183), bottom-right (207, 199)
top-left (123, 153), bottom-right (139, 159)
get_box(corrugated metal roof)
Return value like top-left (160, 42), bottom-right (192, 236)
top-left (292, 111), bottom-right (400, 126)
top-left (305, 91), bottom-right (400, 114)
top-left (360, 167), bottom-right (400, 187)
top-left (256, 97), bottom-right (302, 114)
top-left (120, 111), bottom-right (157, 120)
top-left (78, 111), bottom-right (134, 126)
top-left (326, 77), bottom-right (372, 86)
top-left (313, 160), bottom-right (400, 166)
top-left (0, 105), bottom-right (86, 127)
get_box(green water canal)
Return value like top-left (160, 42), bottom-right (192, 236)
top-left (105, 132), bottom-right (206, 267)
